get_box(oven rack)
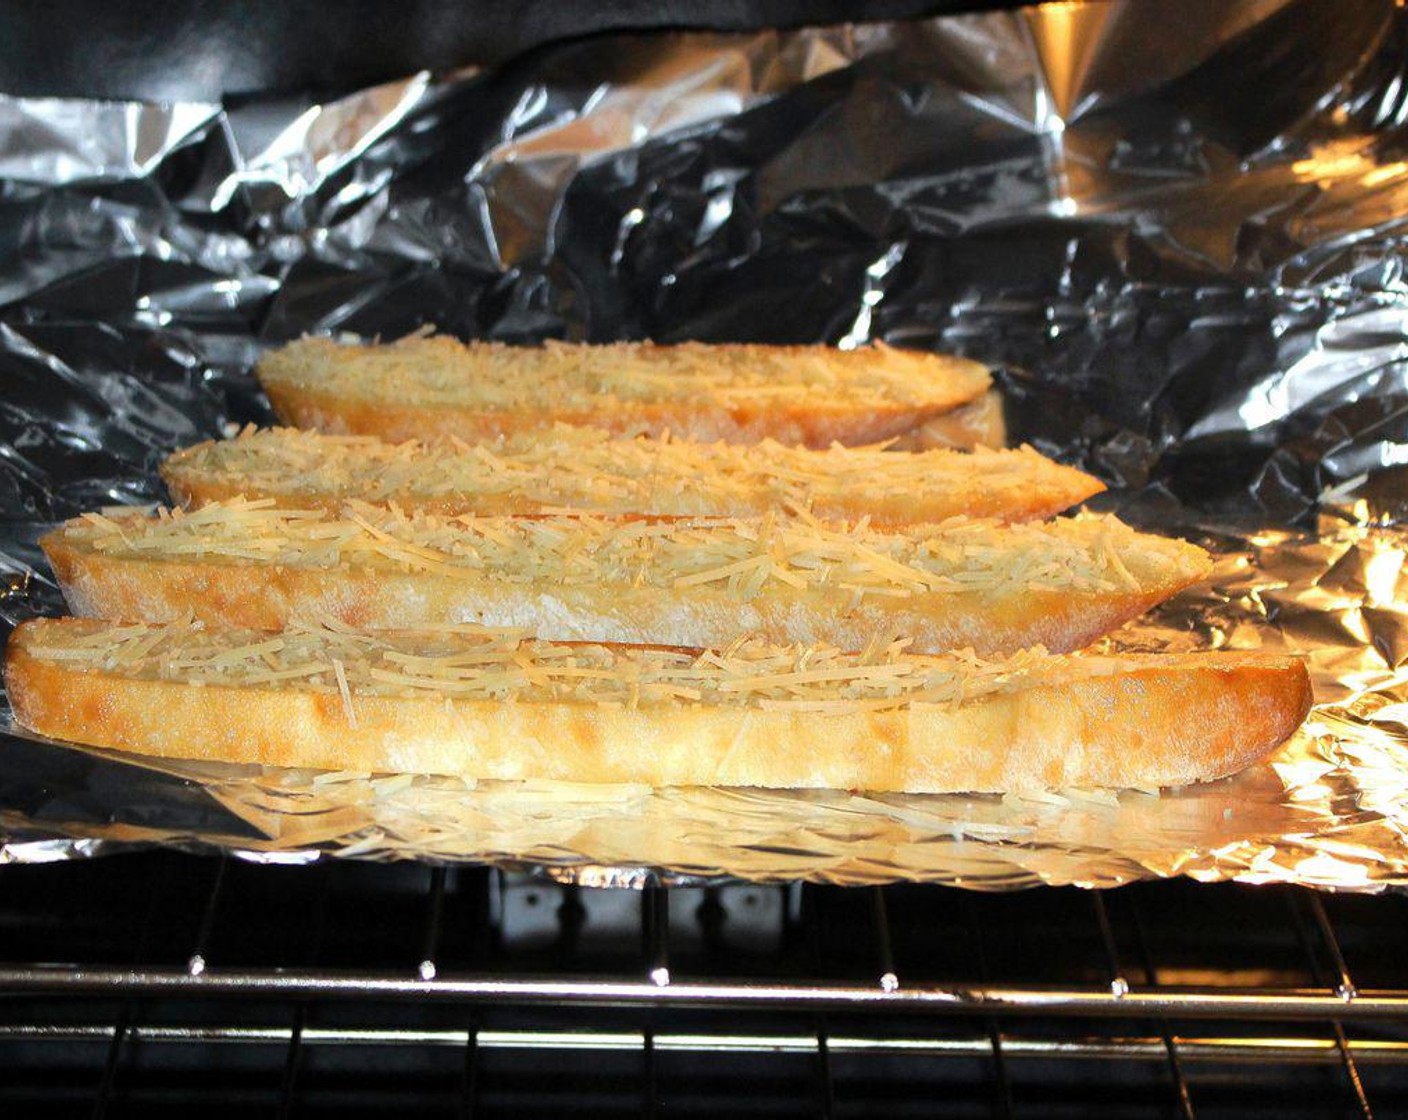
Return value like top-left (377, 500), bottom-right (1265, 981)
top-left (3, 851), bottom-right (1406, 1117)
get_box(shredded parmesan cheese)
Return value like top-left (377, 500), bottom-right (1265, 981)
top-left (161, 423), bottom-right (1102, 525)
top-left (49, 499), bottom-right (1210, 605)
top-left (18, 616), bottom-right (1097, 714)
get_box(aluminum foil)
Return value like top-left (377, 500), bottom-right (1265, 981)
top-left (4, 0), bottom-right (1408, 888)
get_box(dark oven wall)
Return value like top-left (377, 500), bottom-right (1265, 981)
top-left (0, 0), bottom-right (1022, 100)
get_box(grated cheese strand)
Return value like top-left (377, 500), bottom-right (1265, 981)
top-left (161, 422), bottom-right (1102, 526)
top-left (332, 658), bottom-right (357, 728)
top-left (18, 616), bottom-right (1135, 713)
top-left (48, 501), bottom-right (1210, 605)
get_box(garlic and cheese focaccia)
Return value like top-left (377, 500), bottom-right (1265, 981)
top-left (162, 425), bottom-right (1102, 526)
top-left (5, 617), bottom-right (1312, 793)
top-left (41, 502), bottom-right (1211, 658)
top-left (256, 335), bottom-right (993, 448)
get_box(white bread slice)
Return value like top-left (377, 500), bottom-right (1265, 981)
top-left (4, 617), bottom-right (1312, 793)
top-left (41, 501), bottom-right (1211, 657)
top-left (161, 426), bottom-right (1104, 526)
top-left (256, 335), bottom-right (993, 448)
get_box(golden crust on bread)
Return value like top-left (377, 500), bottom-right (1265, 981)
top-left (161, 425), bottom-right (1102, 526)
top-left (257, 335), bottom-right (993, 447)
top-left (41, 502), bottom-right (1211, 657)
top-left (4, 617), bottom-right (1312, 793)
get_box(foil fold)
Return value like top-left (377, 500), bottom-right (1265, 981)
top-left (3, 0), bottom-right (1408, 887)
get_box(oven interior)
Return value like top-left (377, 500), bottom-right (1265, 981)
top-left (1, 853), bottom-right (1405, 1117)
top-left (3, 1), bottom-right (1408, 1114)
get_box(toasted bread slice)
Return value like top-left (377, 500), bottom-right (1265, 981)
top-left (257, 335), bottom-right (992, 448)
top-left (41, 502), bottom-right (1211, 657)
top-left (161, 426), bottom-right (1103, 526)
top-left (4, 618), bottom-right (1311, 793)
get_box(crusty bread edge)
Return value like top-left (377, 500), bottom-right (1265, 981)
top-left (260, 384), bottom-right (982, 450)
top-left (257, 337), bottom-right (992, 448)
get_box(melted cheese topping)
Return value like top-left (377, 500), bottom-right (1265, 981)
top-left (163, 425), bottom-right (1102, 521)
top-left (256, 335), bottom-right (991, 411)
top-left (53, 500), bottom-right (1211, 604)
top-left (19, 616), bottom-right (1100, 712)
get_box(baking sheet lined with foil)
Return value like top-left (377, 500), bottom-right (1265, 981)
top-left (4, 0), bottom-right (1408, 887)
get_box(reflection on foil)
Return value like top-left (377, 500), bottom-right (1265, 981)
top-left (5, 521), bottom-right (1408, 889)
top-left (0, 98), bottom-right (219, 182)
top-left (3, 0), bottom-right (1408, 886)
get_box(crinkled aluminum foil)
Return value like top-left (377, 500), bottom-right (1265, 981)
top-left (4, 0), bottom-right (1408, 888)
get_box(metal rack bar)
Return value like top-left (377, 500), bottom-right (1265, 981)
top-left (11, 1023), bottom-right (1408, 1063)
top-left (458, 871), bottom-right (485, 1120)
top-left (277, 1007), bottom-right (306, 1120)
top-left (460, 1019), bottom-right (480, 1120)
top-left (186, 855), bottom-right (228, 978)
top-left (644, 885), bottom-right (670, 989)
top-left (1304, 892), bottom-right (1359, 1003)
top-left (814, 1028), bottom-right (834, 1120)
top-left (1089, 894), bottom-right (1129, 999)
top-left (643, 1024), bottom-right (658, 1120)
top-left (803, 885), bottom-right (835, 1120)
top-left (89, 1006), bottom-right (127, 1120)
top-left (1113, 892), bottom-right (1194, 1120)
top-left (964, 895), bottom-right (1013, 1119)
top-left (276, 861), bottom-right (336, 1118)
top-left (1291, 891), bottom-right (1374, 1119)
top-left (12, 966), bottom-right (1408, 1017)
top-left (871, 888), bottom-right (897, 994)
top-left (419, 867), bottom-right (449, 981)
top-left (91, 854), bottom-right (167, 1119)
top-left (642, 886), bottom-right (668, 1119)
top-left (1333, 1020), bottom-right (1375, 1120)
